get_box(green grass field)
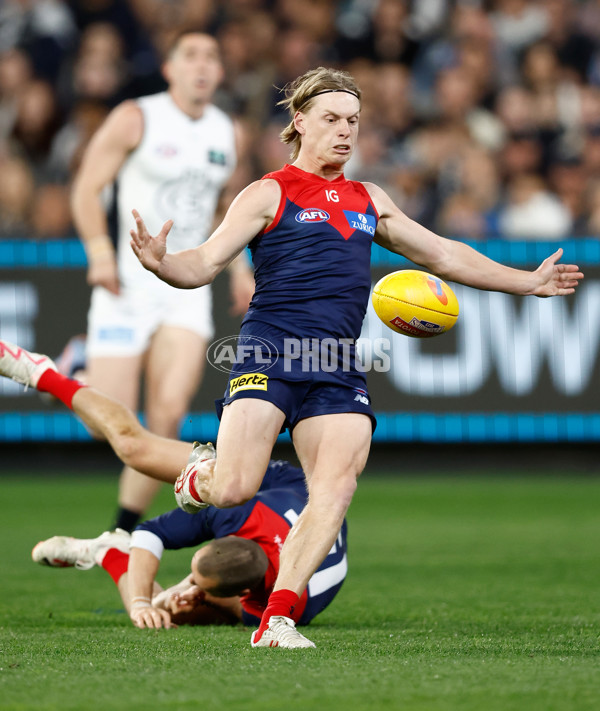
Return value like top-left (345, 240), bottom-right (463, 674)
top-left (1, 471), bottom-right (599, 711)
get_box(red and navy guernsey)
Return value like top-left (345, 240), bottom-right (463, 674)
top-left (245, 163), bottom-right (379, 343)
top-left (136, 460), bottom-right (348, 626)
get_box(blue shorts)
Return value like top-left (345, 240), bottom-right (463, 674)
top-left (215, 377), bottom-right (376, 433)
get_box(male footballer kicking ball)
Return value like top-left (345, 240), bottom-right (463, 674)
top-left (5, 67), bottom-right (584, 649)
top-left (128, 66), bottom-right (583, 648)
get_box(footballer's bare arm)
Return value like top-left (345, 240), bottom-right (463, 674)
top-left (130, 178), bottom-right (281, 289)
top-left (72, 101), bottom-right (143, 295)
top-left (127, 546), bottom-right (175, 630)
top-left (365, 182), bottom-right (583, 297)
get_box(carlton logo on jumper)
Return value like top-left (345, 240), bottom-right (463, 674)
top-left (155, 143), bottom-right (178, 157)
top-left (295, 208), bottom-right (330, 223)
top-left (343, 210), bottom-right (376, 235)
top-left (229, 373), bottom-right (269, 396)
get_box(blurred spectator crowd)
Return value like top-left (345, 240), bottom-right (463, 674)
top-left (1, 0), bottom-right (600, 241)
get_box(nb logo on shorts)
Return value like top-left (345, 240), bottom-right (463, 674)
top-left (229, 373), bottom-right (269, 396)
top-left (353, 388), bottom-right (370, 405)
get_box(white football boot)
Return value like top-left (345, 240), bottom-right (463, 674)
top-left (32, 529), bottom-right (131, 570)
top-left (174, 441), bottom-right (216, 513)
top-left (250, 616), bottom-right (316, 649)
top-left (0, 340), bottom-right (57, 390)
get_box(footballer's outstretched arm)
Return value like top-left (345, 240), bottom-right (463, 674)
top-left (365, 182), bottom-right (584, 297)
top-left (126, 546), bottom-right (174, 629)
top-left (130, 179), bottom-right (281, 289)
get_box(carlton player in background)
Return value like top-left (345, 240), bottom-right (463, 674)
top-left (70, 30), bottom-right (254, 535)
top-left (126, 66), bottom-right (582, 649)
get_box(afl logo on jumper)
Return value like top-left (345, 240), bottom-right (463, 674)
top-left (295, 208), bottom-right (330, 223)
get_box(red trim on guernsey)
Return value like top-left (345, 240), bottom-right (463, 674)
top-left (262, 176), bottom-right (286, 234)
top-left (261, 163), bottom-right (379, 236)
top-left (367, 186), bottom-right (380, 221)
top-left (235, 500), bottom-right (308, 622)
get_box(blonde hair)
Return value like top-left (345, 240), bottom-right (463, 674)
top-left (278, 67), bottom-right (361, 161)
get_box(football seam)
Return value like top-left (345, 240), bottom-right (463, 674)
top-left (374, 292), bottom-right (459, 317)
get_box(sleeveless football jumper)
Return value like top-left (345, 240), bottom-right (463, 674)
top-left (87, 92), bottom-right (236, 355)
top-left (218, 164), bottom-right (379, 430)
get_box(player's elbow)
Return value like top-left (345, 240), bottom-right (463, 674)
top-left (201, 258), bottom-right (226, 286)
top-left (70, 176), bottom-right (102, 225)
top-left (177, 252), bottom-right (220, 288)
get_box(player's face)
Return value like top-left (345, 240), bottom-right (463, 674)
top-left (163, 34), bottom-right (223, 105)
top-left (190, 549), bottom-right (223, 595)
top-left (295, 92), bottom-right (360, 167)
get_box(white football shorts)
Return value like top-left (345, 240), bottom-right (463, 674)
top-left (87, 281), bottom-right (214, 358)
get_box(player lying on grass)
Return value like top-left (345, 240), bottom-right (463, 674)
top-left (0, 339), bottom-right (346, 640)
top-left (32, 459), bottom-right (346, 633)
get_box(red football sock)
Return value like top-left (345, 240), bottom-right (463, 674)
top-left (37, 370), bottom-right (86, 409)
top-left (255, 589), bottom-right (300, 642)
top-left (101, 549), bottom-right (130, 585)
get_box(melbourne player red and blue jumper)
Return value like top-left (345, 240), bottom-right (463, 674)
top-left (217, 163), bottom-right (379, 430)
top-left (133, 460), bottom-right (347, 626)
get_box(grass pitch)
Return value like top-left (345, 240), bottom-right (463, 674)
top-left (1, 471), bottom-right (599, 711)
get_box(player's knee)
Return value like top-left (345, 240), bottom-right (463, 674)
top-left (112, 423), bottom-right (145, 467)
top-left (334, 475), bottom-right (358, 510)
top-left (309, 471), bottom-right (357, 511)
top-left (147, 397), bottom-right (188, 432)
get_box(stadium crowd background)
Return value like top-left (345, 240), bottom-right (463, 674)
top-left (0, 0), bottom-right (599, 243)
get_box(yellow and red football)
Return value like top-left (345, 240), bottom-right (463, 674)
top-left (371, 270), bottom-right (459, 338)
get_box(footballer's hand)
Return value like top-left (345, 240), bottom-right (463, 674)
top-left (129, 208), bottom-right (172, 275)
top-left (530, 248), bottom-right (584, 297)
top-left (129, 603), bottom-right (176, 630)
top-left (152, 586), bottom-right (205, 614)
top-left (169, 586), bottom-right (206, 614)
top-left (87, 254), bottom-right (120, 295)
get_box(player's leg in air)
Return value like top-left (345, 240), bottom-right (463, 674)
top-left (0, 340), bottom-right (194, 483)
top-left (173, 395), bottom-right (286, 511)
